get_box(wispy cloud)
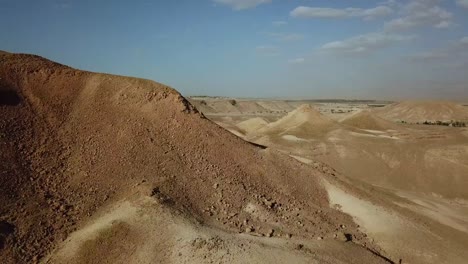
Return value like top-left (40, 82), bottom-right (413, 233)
top-left (52, 0), bottom-right (72, 9)
top-left (321, 32), bottom-right (413, 55)
top-left (272, 21), bottom-right (287, 26)
top-left (268, 32), bottom-right (304, 42)
top-left (213, 0), bottom-right (271, 10)
top-left (456, 0), bottom-right (468, 8)
top-left (290, 5), bottom-right (393, 20)
top-left (434, 20), bottom-right (451, 29)
top-left (288, 58), bottom-right (305, 64)
top-left (255, 45), bottom-right (280, 56)
top-left (384, 0), bottom-right (453, 31)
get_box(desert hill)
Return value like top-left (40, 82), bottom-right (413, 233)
top-left (247, 104), bottom-right (468, 200)
top-left (376, 101), bottom-right (468, 123)
top-left (341, 110), bottom-right (397, 131)
top-left (257, 104), bottom-right (337, 138)
top-left (0, 52), bottom-right (389, 263)
top-left (236, 117), bottom-right (268, 134)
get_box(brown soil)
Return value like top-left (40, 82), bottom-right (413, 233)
top-left (0, 52), bottom-right (389, 263)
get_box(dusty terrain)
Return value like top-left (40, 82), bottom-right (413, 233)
top-left (375, 100), bottom-right (468, 123)
top-left (190, 96), bottom-right (468, 264)
top-left (1, 52), bottom-right (396, 263)
top-left (2, 51), bottom-right (468, 264)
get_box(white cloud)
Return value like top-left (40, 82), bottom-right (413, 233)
top-left (255, 45), bottom-right (280, 56)
top-left (456, 0), bottom-right (468, 8)
top-left (321, 32), bottom-right (413, 54)
top-left (288, 58), bottom-right (305, 64)
top-left (384, 0), bottom-right (453, 31)
top-left (362, 6), bottom-right (395, 20)
top-left (268, 33), bottom-right (304, 42)
top-left (379, 0), bottom-right (399, 7)
top-left (290, 5), bottom-right (393, 20)
top-left (272, 21), bottom-right (287, 26)
top-left (213, 0), bottom-right (271, 10)
top-left (434, 20), bottom-right (451, 29)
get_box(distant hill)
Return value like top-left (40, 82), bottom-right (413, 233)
top-left (258, 104), bottom-right (337, 138)
top-left (375, 101), bottom-right (468, 123)
top-left (341, 110), bottom-right (397, 131)
top-left (236, 117), bottom-right (269, 134)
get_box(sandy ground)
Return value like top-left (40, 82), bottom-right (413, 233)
top-left (3, 51), bottom-right (468, 264)
top-left (322, 179), bottom-right (468, 264)
top-left (44, 193), bottom-right (388, 264)
top-left (192, 98), bottom-right (468, 263)
top-left (0, 52), bottom-right (395, 263)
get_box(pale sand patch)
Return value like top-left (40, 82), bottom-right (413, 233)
top-left (45, 196), bottom-right (387, 264)
top-left (323, 181), bottom-right (401, 235)
top-left (378, 153), bottom-right (401, 169)
top-left (333, 144), bottom-right (348, 158)
top-left (289, 155), bottom-right (313, 164)
top-left (322, 179), bottom-right (452, 263)
top-left (350, 131), bottom-right (399, 140)
top-left (349, 131), bottom-right (379, 138)
top-left (326, 136), bottom-right (342, 142)
top-left (48, 200), bottom-right (139, 260)
top-left (396, 191), bottom-right (468, 234)
top-left (361, 129), bottom-right (386, 134)
top-left (281, 134), bottom-right (308, 142)
top-left (322, 180), bottom-right (468, 264)
top-left (377, 135), bottom-right (399, 140)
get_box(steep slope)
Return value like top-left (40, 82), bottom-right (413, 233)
top-left (376, 101), bottom-right (468, 123)
top-left (0, 52), bottom-right (387, 263)
top-left (236, 117), bottom-right (268, 134)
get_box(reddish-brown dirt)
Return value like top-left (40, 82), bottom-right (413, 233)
top-left (0, 52), bottom-right (388, 263)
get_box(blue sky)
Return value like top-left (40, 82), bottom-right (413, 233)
top-left (1, 0), bottom-right (468, 100)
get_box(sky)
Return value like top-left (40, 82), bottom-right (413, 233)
top-left (1, 0), bottom-right (468, 100)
